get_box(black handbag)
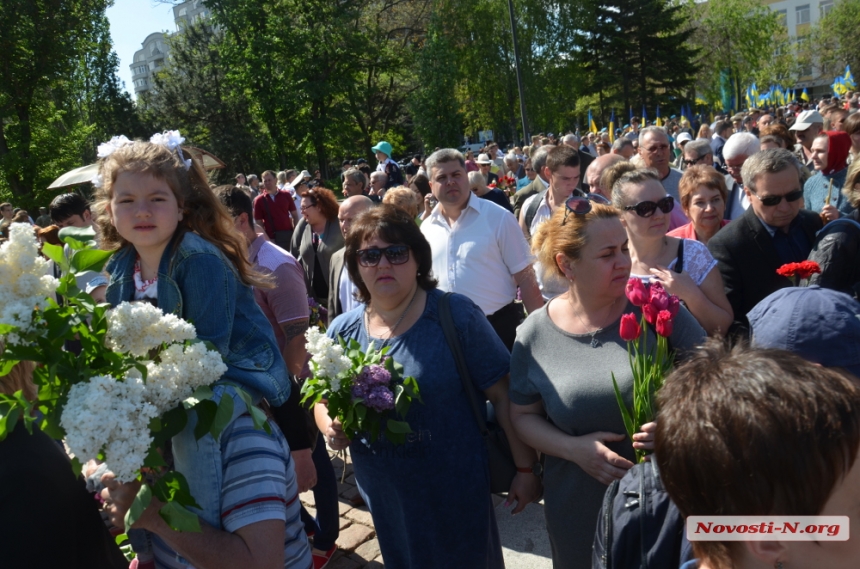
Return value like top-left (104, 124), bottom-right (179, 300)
top-left (438, 292), bottom-right (517, 494)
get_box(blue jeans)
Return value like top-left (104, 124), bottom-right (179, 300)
top-left (300, 432), bottom-right (339, 551)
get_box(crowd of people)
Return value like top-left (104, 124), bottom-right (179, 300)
top-left (3, 91), bottom-right (860, 569)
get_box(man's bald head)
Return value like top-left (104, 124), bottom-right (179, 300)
top-left (585, 154), bottom-right (625, 197)
top-left (338, 195), bottom-right (374, 238)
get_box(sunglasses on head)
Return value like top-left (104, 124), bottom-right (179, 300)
top-left (562, 193), bottom-right (611, 224)
top-left (356, 245), bottom-right (410, 267)
top-left (750, 189), bottom-right (803, 206)
top-left (624, 196), bottom-right (674, 217)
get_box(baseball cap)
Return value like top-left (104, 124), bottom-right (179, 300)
top-left (676, 132), bottom-right (693, 144)
top-left (789, 110), bottom-right (824, 131)
top-left (748, 286), bottom-right (860, 377)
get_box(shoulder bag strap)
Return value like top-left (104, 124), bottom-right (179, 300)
top-left (438, 292), bottom-right (489, 436)
top-left (674, 239), bottom-right (684, 274)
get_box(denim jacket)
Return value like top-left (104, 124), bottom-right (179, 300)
top-left (105, 230), bottom-right (291, 406)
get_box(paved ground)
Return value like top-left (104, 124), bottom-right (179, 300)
top-left (300, 450), bottom-right (552, 568)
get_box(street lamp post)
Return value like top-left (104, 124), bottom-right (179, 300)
top-left (507, 0), bottom-right (529, 145)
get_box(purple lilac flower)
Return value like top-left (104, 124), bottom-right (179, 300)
top-left (365, 385), bottom-right (395, 412)
top-left (352, 364), bottom-right (392, 401)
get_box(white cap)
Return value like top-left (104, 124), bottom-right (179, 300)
top-left (476, 153), bottom-right (493, 165)
top-left (676, 132), bottom-right (693, 144)
top-left (789, 110), bottom-right (824, 131)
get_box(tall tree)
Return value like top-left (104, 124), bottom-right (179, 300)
top-left (803, 0), bottom-right (860, 82)
top-left (142, 22), bottom-right (271, 178)
top-left (0, 0), bottom-right (109, 201)
top-left (684, 0), bottom-right (793, 110)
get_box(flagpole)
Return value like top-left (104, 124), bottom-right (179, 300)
top-left (507, 0), bottom-right (529, 145)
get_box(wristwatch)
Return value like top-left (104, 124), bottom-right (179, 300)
top-left (516, 461), bottom-right (543, 477)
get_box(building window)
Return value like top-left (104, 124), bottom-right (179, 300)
top-left (799, 65), bottom-right (813, 77)
top-left (819, 1), bottom-right (834, 18)
top-left (775, 9), bottom-right (787, 27)
top-left (796, 4), bottom-right (810, 25)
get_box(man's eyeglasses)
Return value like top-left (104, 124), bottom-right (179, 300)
top-left (562, 193), bottom-right (611, 225)
top-left (643, 144), bottom-right (670, 154)
top-left (750, 189), bottom-right (803, 207)
top-left (356, 245), bottom-right (410, 267)
top-left (623, 196), bottom-right (674, 218)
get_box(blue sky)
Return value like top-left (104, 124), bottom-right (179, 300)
top-left (106, 0), bottom-right (177, 97)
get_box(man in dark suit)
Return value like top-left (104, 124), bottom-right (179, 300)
top-left (327, 195), bottom-right (375, 324)
top-left (512, 146), bottom-right (552, 219)
top-left (708, 148), bottom-right (823, 336)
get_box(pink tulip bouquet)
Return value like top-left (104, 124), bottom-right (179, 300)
top-left (611, 277), bottom-right (680, 462)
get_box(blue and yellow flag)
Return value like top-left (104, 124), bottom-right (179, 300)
top-left (609, 110), bottom-right (616, 143)
top-left (801, 88), bottom-right (810, 102)
top-left (588, 109), bottom-right (598, 133)
top-left (642, 106), bottom-right (648, 127)
top-left (845, 65), bottom-right (856, 90)
top-left (655, 105), bottom-right (663, 128)
top-left (680, 104), bottom-right (688, 125)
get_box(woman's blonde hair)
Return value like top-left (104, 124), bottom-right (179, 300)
top-left (532, 202), bottom-right (620, 279)
top-left (92, 141), bottom-right (268, 288)
top-left (842, 159), bottom-right (860, 209)
top-left (0, 360), bottom-right (36, 401)
top-left (382, 186), bottom-right (420, 218)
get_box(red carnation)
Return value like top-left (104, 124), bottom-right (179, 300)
top-left (796, 260), bottom-right (822, 280)
top-left (776, 263), bottom-right (800, 278)
top-left (619, 313), bottom-right (642, 342)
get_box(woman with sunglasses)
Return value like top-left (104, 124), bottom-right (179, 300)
top-left (613, 169), bottom-right (733, 335)
top-left (290, 187), bottom-right (344, 305)
top-left (509, 197), bottom-right (705, 569)
top-left (315, 205), bottom-right (541, 569)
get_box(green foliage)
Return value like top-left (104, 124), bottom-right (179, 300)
top-left (803, 0), bottom-right (860, 81)
top-left (684, 0), bottom-right (794, 111)
top-left (0, 1), bottom-right (142, 209)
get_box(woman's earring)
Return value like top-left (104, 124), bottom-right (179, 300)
top-left (774, 562), bottom-right (784, 569)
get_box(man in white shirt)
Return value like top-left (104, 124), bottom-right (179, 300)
top-left (518, 146), bottom-right (584, 300)
top-left (421, 149), bottom-right (544, 350)
top-left (328, 195), bottom-right (375, 324)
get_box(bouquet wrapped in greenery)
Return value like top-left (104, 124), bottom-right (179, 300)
top-left (301, 328), bottom-right (420, 445)
top-left (0, 223), bottom-right (264, 532)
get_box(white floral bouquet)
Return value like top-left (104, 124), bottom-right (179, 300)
top-left (301, 328), bottom-right (421, 445)
top-left (0, 223), bottom-right (259, 532)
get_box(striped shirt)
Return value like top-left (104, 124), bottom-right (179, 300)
top-left (151, 412), bottom-right (312, 569)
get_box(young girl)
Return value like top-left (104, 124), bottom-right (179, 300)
top-left (93, 135), bottom-right (312, 569)
top-left (94, 136), bottom-right (290, 407)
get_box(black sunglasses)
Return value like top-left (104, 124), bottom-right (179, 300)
top-left (356, 245), bottom-right (410, 267)
top-left (562, 193), bottom-right (611, 225)
top-left (750, 188), bottom-right (804, 206)
top-left (683, 156), bottom-right (707, 167)
top-left (623, 196), bottom-right (674, 218)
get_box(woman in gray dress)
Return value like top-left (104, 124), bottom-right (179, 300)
top-left (509, 196), bottom-right (705, 568)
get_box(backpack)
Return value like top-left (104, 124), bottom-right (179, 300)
top-left (592, 460), bottom-right (692, 569)
top-left (524, 189), bottom-right (548, 238)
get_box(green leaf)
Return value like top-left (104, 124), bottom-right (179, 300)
top-left (70, 248), bottom-right (114, 274)
top-left (0, 403), bottom-right (21, 441)
top-left (143, 445), bottom-right (168, 468)
top-left (193, 399), bottom-right (219, 441)
top-left (115, 533), bottom-right (128, 546)
top-left (125, 482), bottom-right (152, 530)
top-left (234, 387), bottom-right (271, 434)
top-left (152, 405), bottom-right (188, 446)
top-left (183, 384), bottom-right (215, 408)
top-left (611, 372), bottom-right (636, 442)
top-left (385, 419), bottom-right (413, 434)
top-left (152, 471), bottom-right (201, 509)
top-left (41, 243), bottom-right (69, 271)
top-left (210, 394), bottom-right (234, 441)
top-left (58, 225), bottom-right (98, 248)
top-left (159, 500), bottom-right (202, 532)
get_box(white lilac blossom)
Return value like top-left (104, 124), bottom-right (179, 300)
top-left (144, 342), bottom-right (228, 413)
top-left (0, 224), bottom-right (59, 343)
top-left (96, 135), bottom-right (133, 159)
top-left (305, 328), bottom-right (351, 383)
top-left (61, 373), bottom-right (158, 483)
top-left (105, 302), bottom-right (197, 357)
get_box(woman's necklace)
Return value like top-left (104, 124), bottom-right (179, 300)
top-left (570, 297), bottom-right (617, 348)
top-left (364, 287), bottom-right (419, 350)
